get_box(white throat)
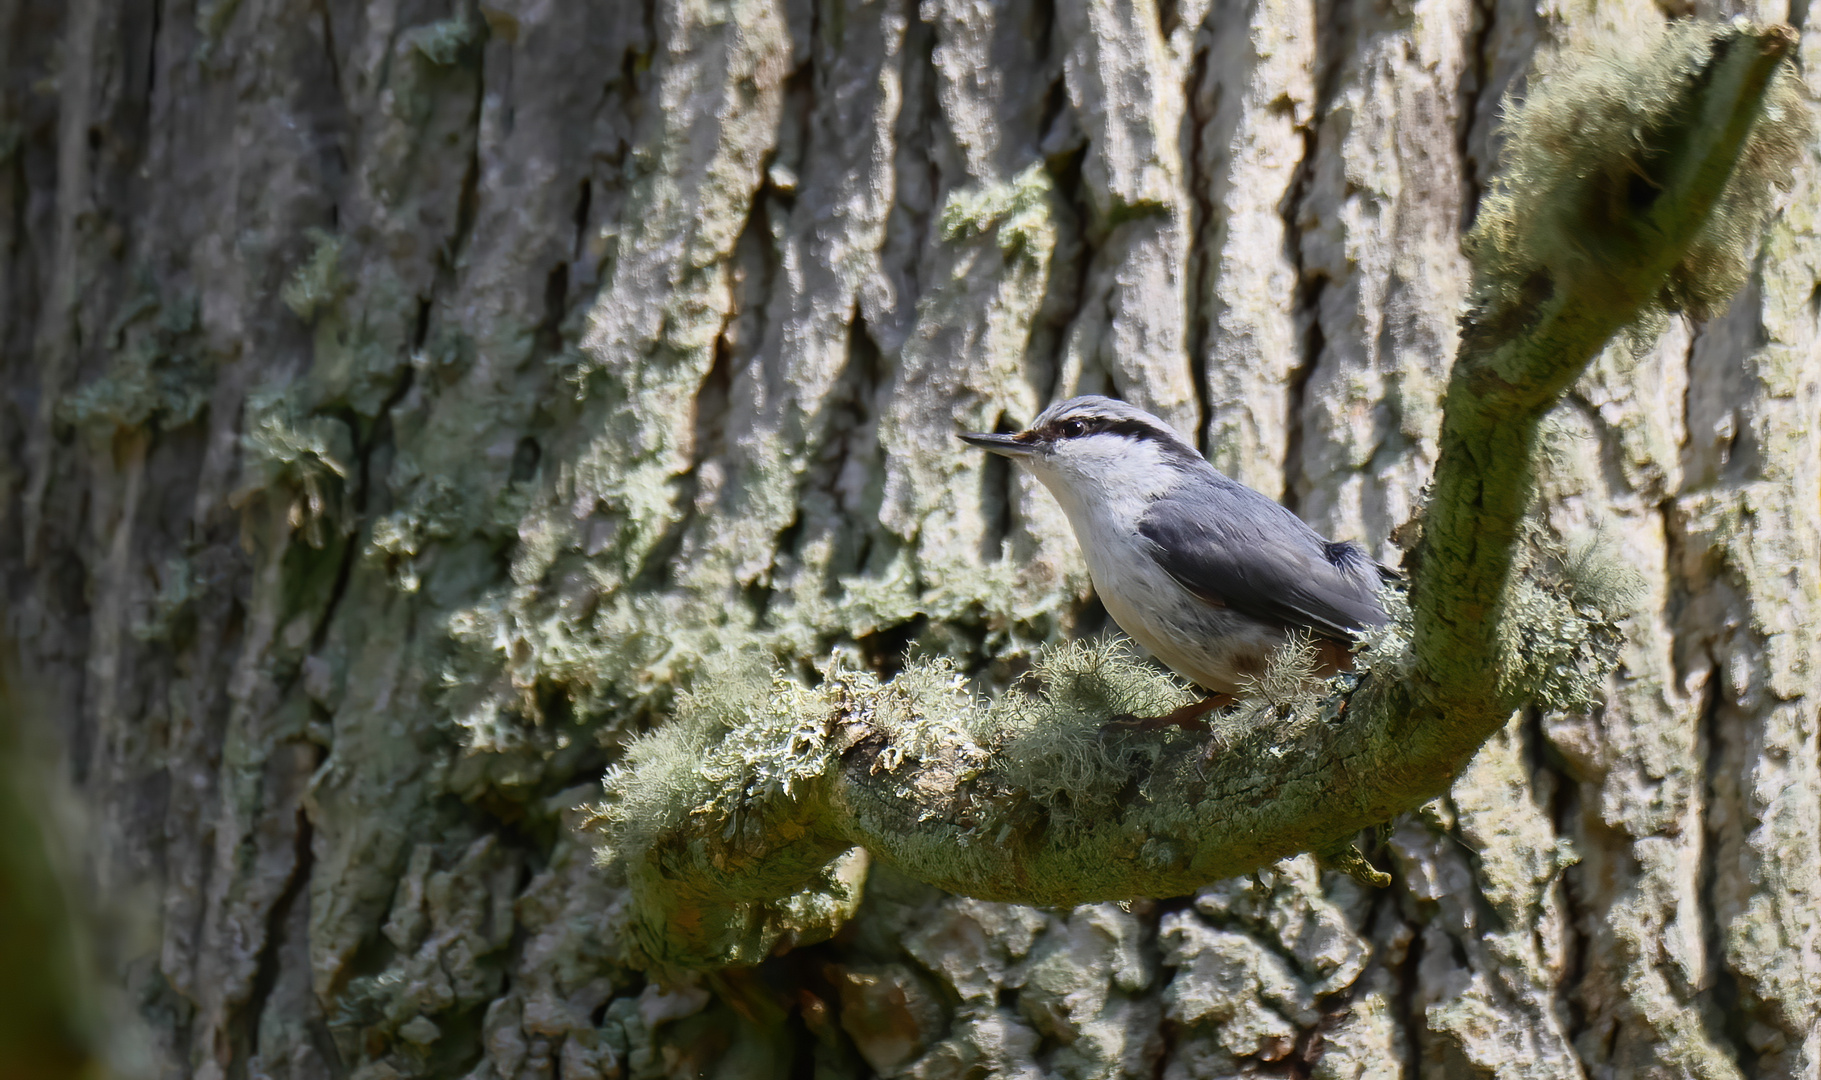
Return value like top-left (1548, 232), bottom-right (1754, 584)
top-left (1032, 434), bottom-right (1182, 526)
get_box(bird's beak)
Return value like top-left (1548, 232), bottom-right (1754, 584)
top-left (959, 431), bottom-right (1036, 458)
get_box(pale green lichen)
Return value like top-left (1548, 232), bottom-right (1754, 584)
top-left (59, 286), bottom-right (208, 435)
top-left (435, 496), bottom-right (1063, 766)
top-left (367, 477), bottom-right (470, 593)
top-left (585, 651), bottom-right (878, 969)
top-left (987, 640), bottom-right (1195, 833)
top-left (592, 650), bottom-right (977, 868)
top-left (59, 339), bottom-right (210, 434)
top-left (279, 229), bottom-right (416, 416)
top-left (1466, 21), bottom-right (1810, 330)
top-left (581, 505), bottom-right (1642, 968)
top-left (587, 649), bottom-right (993, 968)
top-left (1376, 507), bottom-right (1641, 716)
top-left (281, 229), bottom-right (346, 322)
top-left (1497, 522), bottom-right (1644, 711)
top-left (585, 633), bottom-right (1369, 967)
top-left (235, 387), bottom-right (355, 547)
top-left (939, 163), bottom-right (1057, 257)
top-left (280, 229), bottom-right (418, 415)
top-left (132, 557), bottom-right (200, 643)
top-left (402, 13), bottom-right (481, 67)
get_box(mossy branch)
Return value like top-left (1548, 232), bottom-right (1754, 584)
top-left (588, 22), bottom-right (1809, 972)
top-left (1409, 21), bottom-right (1805, 756)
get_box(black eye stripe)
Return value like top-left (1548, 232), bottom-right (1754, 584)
top-left (1042, 415), bottom-right (1171, 443)
top-left (1098, 418), bottom-right (1173, 442)
top-left (1024, 406), bottom-right (1204, 471)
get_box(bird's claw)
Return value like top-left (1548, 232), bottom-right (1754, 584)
top-left (1106, 694), bottom-right (1235, 733)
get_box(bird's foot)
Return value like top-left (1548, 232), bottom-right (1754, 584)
top-left (1107, 694), bottom-right (1235, 733)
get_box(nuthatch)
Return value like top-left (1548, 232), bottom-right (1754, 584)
top-left (961, 396), bottom-right (1393, 699)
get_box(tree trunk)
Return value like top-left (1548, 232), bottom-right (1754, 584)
top-left (1, 0), bottom-right (1816, 1078)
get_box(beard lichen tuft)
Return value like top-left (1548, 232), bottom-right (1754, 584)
top-left (584, 647), bottom-right (869, 969)
top-left (985, 639), bottom-right (1195, 835)
top-left (1465, 20), bottom-right (1810, 336)
top-left (584, 533), bottom-right (1635, 969)
top-left (1495, 521), bottom-right (1644, 712)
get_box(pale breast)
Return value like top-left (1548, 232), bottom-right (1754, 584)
top-left (1075, 508), bottom-right (1287, 695)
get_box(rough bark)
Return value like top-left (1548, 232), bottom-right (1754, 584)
top-left (2, 3), bottom-right (1818, 1080)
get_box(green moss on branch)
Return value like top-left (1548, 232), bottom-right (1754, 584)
top-left (1410, 21), bottom-right (1805, 751)
top-left (593, 531), bottom-right (1631, 971)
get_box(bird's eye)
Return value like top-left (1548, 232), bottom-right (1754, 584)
top-left (1057, 419), bottom-right (1087, 438)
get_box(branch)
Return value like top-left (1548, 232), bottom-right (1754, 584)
top-left (588, 22), bottom-right (1810, 972)
top-left (1406, 20), bottom-right (1805, 757)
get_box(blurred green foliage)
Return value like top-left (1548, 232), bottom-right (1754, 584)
top-left (0, 644), bottom-right (99, 1080)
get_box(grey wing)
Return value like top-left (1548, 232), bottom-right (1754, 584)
top-left (1137, 494), bottom-right (1390, 640)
